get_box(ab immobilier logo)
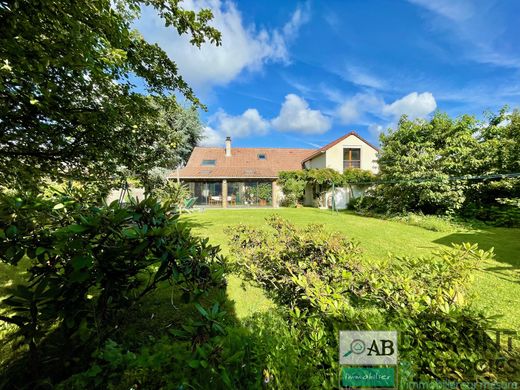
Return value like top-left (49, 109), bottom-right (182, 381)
top-left (339, 330), bottom-right (398, 389)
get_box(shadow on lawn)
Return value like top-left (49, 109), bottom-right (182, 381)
top-left (433, 228), bottom-right (520, 272)
top-left (0, 262), bottom-right (29, 299)
top-left (181, 214), bottom-right (215, 230)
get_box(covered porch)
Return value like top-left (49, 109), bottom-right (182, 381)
top-left (184, 179), bottom-right (279, 208)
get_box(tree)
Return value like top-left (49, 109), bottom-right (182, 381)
top-left (0, 0), bottom-right (220, 189)
top-left (375, 112), bottom-right (481, 213)
top-left (372, 108), bottom-right (520, 217)
top-left (129, 96), bottom-right (204, 190)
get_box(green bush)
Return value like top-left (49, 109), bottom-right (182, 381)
top-left (226, 215), bottom-right (362, 308)
top-left (278, 172), bottom-right (307, 207)
top-left (389, 213), bottom-right (463, 232)
top-left (228, 217), bottom-right (510, 383)
top-left (462, 198), bottom-right (520, 227)
top-left (58, 299), bottom-right (260, 389)
top-left (0, 190), bottom-right (225, 387)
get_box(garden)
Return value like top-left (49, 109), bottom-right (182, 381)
top-left (1, 0), bottom-right (520, 388)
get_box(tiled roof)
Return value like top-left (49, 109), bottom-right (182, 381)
top-left (302, 131), bottom-right (379, 163)
top-left (175, 147), bottom-right (315, 179)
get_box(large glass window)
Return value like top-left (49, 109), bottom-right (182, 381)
top-left (228, 181), bottom-right (272, 207)
top-left (186, 181), bottom-right (222, 205)
top-left (185, 181), bottom-right (272, 207)
top-left (343, 148), bottom-right (361, 169)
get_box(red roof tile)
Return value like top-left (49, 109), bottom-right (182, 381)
top-left (175, 147), bottom-right (315, 179)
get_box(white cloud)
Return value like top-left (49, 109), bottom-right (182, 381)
top-left (282, 2), bottom-right (310, 40)
top-left (382, 92), bottom-right (437, 119)
top-left (337, 91), bottom-right (436, 124)
top-left (272, 94), bottom-right (331, 134)
top-left (407, 0), bottom-right (474, 21)
top-left (200, 108), bottom-right (270, 146)
top-left (408, 0), bottom-right (520, 69)
top-left (213, 108), bottom-right (270, 137)
top-left (199, 126), bottom-right (222, 146)
top-left (343, 66), bottom-right (386, 89)
top-left (337, 93), bottom-right (383, 123)
top-left (135, 1), bottom-right (309, 90)
top-left (335, 91), bottom-right (437, 136)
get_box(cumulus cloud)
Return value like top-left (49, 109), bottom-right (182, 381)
top-left (337, 93), bottom-right (384, 123)
top-left (199, 126), bottom-right (223, 146)
top-left (135, 1), bottom-right (309, 90)
top-left (200, 108), bottom-right (270, 146)
top-left (336, 91), bottom-right (437, 125)
top-left (382, 92), bottom-right (437, 119)
top-left (213, 108), bottom-right (270, 137)
top-left (271, 94), bottom-right (331, 134)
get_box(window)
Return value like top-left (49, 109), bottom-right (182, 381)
top-left (343, 148), bottom-right (361, 169)
top-left (201, 159), bottom-right (216, 166)
top-left (257, 153), bottom-right (266, 160)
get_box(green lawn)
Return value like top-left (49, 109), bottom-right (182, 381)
top-left (1, 207), bottom-right (518, 351)
top-left (184, 208), bottom-right (520, 330)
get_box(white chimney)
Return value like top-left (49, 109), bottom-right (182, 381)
top-left (225, 136), bottom-right (232, 157)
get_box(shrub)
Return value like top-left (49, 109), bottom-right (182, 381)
top-left (389, 213), bottom-right (462, 232)
top-left (58, 299), bottom-right (259, 389)
top-left (278, 172), bottom-right (307, 207)
top-left (228, 217), bottom-right (508, 383)
top-left (462, 198), bottom-right (520, 227)
top-left (226, 215), bottom-right (362, 308)
top-left (0, 190), bottom-right (225, 387)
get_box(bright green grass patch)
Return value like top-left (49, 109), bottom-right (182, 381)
top-left (184, 208), bottom-right (520, 330)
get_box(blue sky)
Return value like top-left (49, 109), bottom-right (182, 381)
top-left (135, 0), bottom-right (520, 149)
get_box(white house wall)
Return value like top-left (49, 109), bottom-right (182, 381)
top-left (325, 185), bottom-right (367, 210)
top-left (324, 134), bottom-right (379, 173)
top-left (306, 152), bottom-right (326, 169)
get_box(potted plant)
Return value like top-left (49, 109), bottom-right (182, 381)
top-left (257, 183), bottom-right (272, 206)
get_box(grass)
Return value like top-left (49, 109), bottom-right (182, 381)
top-left (1, 207), bottom-right (518, 351)
top-left (183, 208), bottom-right (520, 330)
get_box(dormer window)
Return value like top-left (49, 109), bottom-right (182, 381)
top-left (257, 153), bottom-right (266, 160)
top-left (201, 159), bottom-right (216, 166)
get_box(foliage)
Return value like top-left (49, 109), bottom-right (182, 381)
top-left (152, 180), bottom-right (191, 210)
top-left (134, 98), bottom-right (205, 191)
top-left (374, 112), bottom-right (480, 214)
top-left (388, 213), bottom-right (464, 232)
top-left (228, 217), bottom-right (511, 383)
top-left (305, 168), bottom-right (344, 207)
top-left (0, 190), bottom-right (225, 387)
top-left (256, 182), bottom-right (272, 202)
top-left (370, 108), bottom-right (520, 217)
top-left (278, 171), bottom-right (307, 206)
top-left (226, 215), bottom-right (362, 307)
top-left (279, 168), bottom-right (375, 208)
top-left (462, 199), bottom-right (520, 227)
top-left (0, 0), bottom-right (219, 189)
top-left (57, 298), bottom-right (261, 390)
top-left (342, 168), bottom-right (376, 184)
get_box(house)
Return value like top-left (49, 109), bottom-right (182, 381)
top-left (175, 132), bottom-right (378, 208)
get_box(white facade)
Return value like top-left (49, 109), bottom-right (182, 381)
top-left (303, 132), bottom-right (379, 209)
top-left (304, 133), bottom-right (379, 174)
